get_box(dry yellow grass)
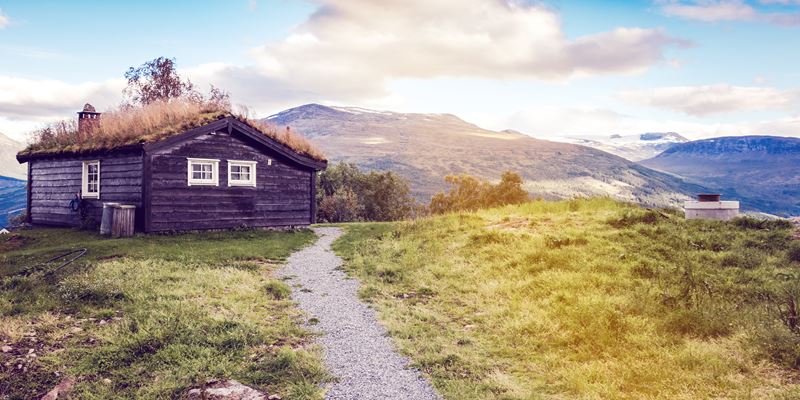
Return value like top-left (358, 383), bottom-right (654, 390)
top-left (20, 100), bottom-right (325, 161)
top-left (332, 199), bottom-right (800, 399)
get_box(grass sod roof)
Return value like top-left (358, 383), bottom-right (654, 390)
top-left (17, 101), bottom-right (326, 162)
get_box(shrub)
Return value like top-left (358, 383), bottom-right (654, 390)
top-left (720, 249), bottom-right (765, 269)
top-left (8, 211), bottom-right (27, 226)
top-left (263, 281), bottom-right (291, 300)
top-left (732, 217), bottom-right (794, 231)
top-left (788, 242), bottom-right (800, 263)
top-left (751, 322), bottom-right (800, 369)
top-left (662, 305), bottom-right (735, 338)
top-left (318, 188), bottom-right (361, 223)
top-left (429, 171), bottom-right (528, 214)
top-left (317, 162), bottom-right (416, 222)
top-left (607, 209), bottom-right (666, 228)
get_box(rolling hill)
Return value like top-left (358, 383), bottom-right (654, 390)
top-left (266, 104), bottom-right (704, 208)
top-left (640, 136), bottom-right (800, 217)
top-left (0, 132), bottom-right (26, 180)
top-left (0, 175), bottom-right (26, 227)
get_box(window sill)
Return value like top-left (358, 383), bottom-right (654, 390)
top-left (228, 182), bottom-right (257, 188)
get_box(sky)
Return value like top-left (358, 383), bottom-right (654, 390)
top-left (1, 0), bottom-right (799, 142)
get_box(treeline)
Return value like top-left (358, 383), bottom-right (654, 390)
top-left (316, 162), bottom-right (529, 222)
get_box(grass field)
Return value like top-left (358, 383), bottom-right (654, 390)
top-left (333, 198), bottom-right (800, 399)
top-left (0, 228), bottom-right (327, 399)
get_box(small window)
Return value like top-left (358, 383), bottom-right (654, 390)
top-left (187, 158), bottom-right (219, 186)
top-left (82, 160), bottom-right (100, 198)
top-left (228, 160), bottom-right (258, 187)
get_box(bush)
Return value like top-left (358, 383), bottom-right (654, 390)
top-left (429, 171), bottom-right (528, 214)
top-left (720, 249), bottom-right (765, 269)
top-left (788, 242), bottom-right (800, 263)
top-left (751, 322), bottom-right (800, 369)
top-left (318, 188), bottom-right (361, 223)
top-left (317, 162), bottom-right (416, 222)
top-left (607, 209), bottom-right (666, 228)
top-left (732, 217), bottom-right (794, 231)
top-left (263, 280), bottom-right (291, 300)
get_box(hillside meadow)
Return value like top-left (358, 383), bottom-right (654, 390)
top-left (0, 229), bottom-right (328, 399)
top-left (333, 198), bottom-right (800, 399)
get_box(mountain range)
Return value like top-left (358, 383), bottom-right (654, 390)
top-left (641, 136), bottom-right (800, 216)
top-left (559, 132), bottom-right (689, 162)
top-left (1, 105), bottom-right (795, 221)
top-left (267, 104), bottom-right (704, 208)
top-left (0, 176), bottom-right (26, 228)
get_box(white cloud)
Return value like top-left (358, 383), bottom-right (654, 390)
top-left (660, 0), bottom-right (759, 22)
top-left (658, 0), bottom-right (800, 25)
top-left (617, 84), bottom-right (797, 116)
top-left (0, 0), bottom-right (687, 135)
top-left (213, 0), bottom-right (686, 103)
top-left (0, 9), bottom-right (9, 29)
top-left (0, 76), bottom-right (124, 122)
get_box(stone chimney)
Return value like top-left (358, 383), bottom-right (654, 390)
top-left (78, 103), bottom-right (101, 134)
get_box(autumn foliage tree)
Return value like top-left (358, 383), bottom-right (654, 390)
top-left (429, 171), bottom-right (529, 214)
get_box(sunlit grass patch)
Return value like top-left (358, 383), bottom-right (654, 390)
top-left (333, 198), bottom-right (800, 399)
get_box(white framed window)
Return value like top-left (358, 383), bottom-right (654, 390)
top-left (82, 160), bottom-right (100, 198)
top-left (228, 160), bottom-right (258, 187)
top-left (187, 158), bottom-right (219, 186)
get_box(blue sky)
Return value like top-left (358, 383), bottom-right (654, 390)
top-left (1, 0), bottom-right (799, 141)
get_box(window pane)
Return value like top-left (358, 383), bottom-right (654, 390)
top-left (231, 165), bottom-right (251, 182)
top-left (190, 162), bottom-right (216, 181)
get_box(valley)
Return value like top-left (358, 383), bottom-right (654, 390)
top-left (267, 104), bottom-right (704, 209)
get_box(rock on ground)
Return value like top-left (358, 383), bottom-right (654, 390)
top-left (41, 376), bottom-right (76, 400)
top-left (279, 227), bottom-right (440, 400)
top-left (185, 380), bottom-right (268, 400)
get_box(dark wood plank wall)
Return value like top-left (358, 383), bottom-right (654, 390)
top-left (29, 153), bottom-right (143, 227)
top-left (148, 131), bottom-right (313, 231)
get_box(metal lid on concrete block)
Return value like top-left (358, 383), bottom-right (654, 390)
top-left (697, 194), bottom-right (721, 202)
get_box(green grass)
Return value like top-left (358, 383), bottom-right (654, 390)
top-left (0, 228), bottom-right (328, 399)
top-left (333, 198), bottom-right (800, 400)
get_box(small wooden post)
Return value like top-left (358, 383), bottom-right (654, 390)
top-left (111, 205), bottom-right (136, 238)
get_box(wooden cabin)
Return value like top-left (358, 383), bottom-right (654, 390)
top-left (16, 104), bottom-right (327, 232)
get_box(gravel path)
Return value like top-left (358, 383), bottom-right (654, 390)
top-left (279, 227), bottom-right (440, 400)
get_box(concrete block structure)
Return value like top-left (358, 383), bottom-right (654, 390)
top-left (684, 194), bottom-right (740, 221)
